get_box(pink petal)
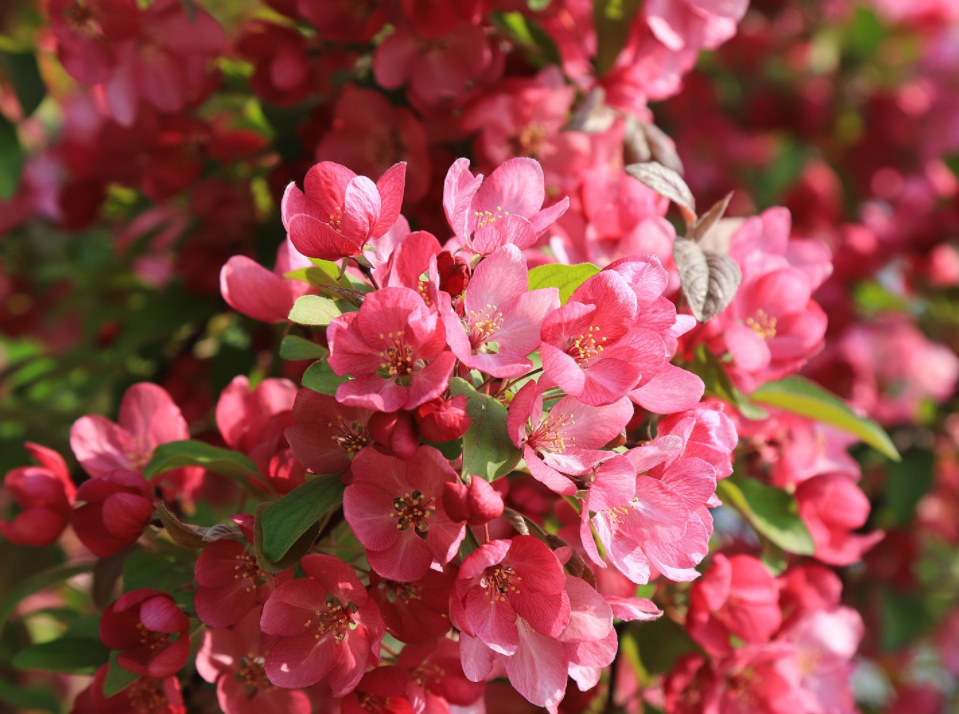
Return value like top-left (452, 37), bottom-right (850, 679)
top-left (341, 176), bottom-right (381, 244)
top-left (220, 256), bottom-right (297, 323)
top-left (503, 625), bottom-right (568, 710)
top-left (629, 364), bottom-right (705, 414)
top-left (472, 157), bottom-right (545, 223)
top-left (373, 163), bottom-right (407, 238)
top-left (444, 158), bottom-right (483, 237)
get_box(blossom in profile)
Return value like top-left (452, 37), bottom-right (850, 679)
top-left (0, 443), bottom-right (75, 547)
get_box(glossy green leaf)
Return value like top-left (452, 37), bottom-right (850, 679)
top-left (717, 478), bottom-right (815, 555)
top-left (0, 51), bottom-right (46, 116)
top-left (750, 375), bottom-right (900, 461)
top-left (280, 335), bottom-right (328, 361)
top-left (103, 651), bottom-right (139, 698)
top-left (302, 358), bottom-right (350, 395)
top-left (527, 262), bottom-right (600, 304)
top-left (883, 450), bottom-right (934, 526)
top-left (12, 637), bottom-right (110, 674)
top-left (258, 474), bottom-right (344, 564)
top-left (143, 440), bottom-right (262, 484)
top-left (449, 378), bottom-right (521, 481)
top-left (288, 295), bottom-right (342, 326)
top-left (122, 551), bottom-right (193, 594)
top-left (0, 114), bottom-right (23, 200)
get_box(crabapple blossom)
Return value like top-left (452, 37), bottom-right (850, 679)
top-left (100, 589), bottom-right (191, 678)
top-left (219, 239), bottom-right (315, 324)
top-left (0, 443), bottom-right (75, 547)
top-left (260, 554), bottom-right (384, 692)
top-left (70, 469), bottom-right (153, 557)
top-left (343, 446), bottom-right (464, 582)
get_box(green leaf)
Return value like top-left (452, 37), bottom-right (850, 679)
top-left (280, 335), bottom-right (328, 361)
top-left (883, 450), bottom-right (934, 526)
top-left (750, 375), bottom-right (900, 461)
top-left (122, 551), bottom-right (192, 594)
top-left (12, 637), bottom-right (110, 674)
top-left (143, 440), bottom-right (263, 485)
top-left (0, 680), bottom-right (60, 713)
top-left (594, 0), bottom-right (642, 75)
top-left (0, 114), bottom-right (23, 200)
top-left (0, 51), bottom-right (46, 116)
top-left (302, 358), bottom-right (350, 395)
top-left (717, 478), bottom-right (815, 555)
top-left (449, 378), bottom-right (521, 481)
top-left (259, 474), bottom-right (345, 564)
top-left (692, 345), bottom-right (768, 420)
top-left (0, 562), bottom-right (93, 636)
top-left (880, 588), bottom-right (930, 651)
top-left (527, 263), bottom-right (600, 304)
top-left (288, 295), bottom-right (342, 326)
top-left (424, 438), bottom-right (463, 461)
top-left (103, 651), bottom-right (139, 698)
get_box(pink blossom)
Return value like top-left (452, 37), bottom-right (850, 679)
top-left (69, 382), bottom-right (201, 496)
top-left (443, 157), bottom-right (569, 255)
top-left (687, 554), bottom-right (782, 655)
top-left (70, 469), bottom-right (153, 557)
top-left (327, 287), bottom-right (455, 412)
top-left (795, 474), bottom-right (884, 566)
top-left (443, 477), bottom-right (505, 526)
top-left (220, 239), bottom-right (316, 324)
top-left (197, 606), bottom-right (311, 714)
top-left (281, 160), bottom-right (406, 261)
top-left (260, 554), bottom-right (384, 692)
top-left (444, 245), bottom-right (560, 377)
top-left (48, 0), bottom-right (139, 85)
top-left (216, 376), bottom-right (297, 456)
top-left (100, 588), bottom-right (190, 678)
top-left (339, 666), bottom-right (416, 714)
top-left (285, 389), bottom-right (373, 475)
top-left (0, 443), bottom-right (75, 547)
top-left (452, 536), bottom-right (571, 655)
top-left (581, 449), bottom-right (715, 583)
top-left (370, 568), bottom-right (456, 645)
top-left (507, 379), bottom-right (634, 495)
top-left (343, 446), bottom-right (465, 581)
top-left (374, 24), bottom-right (493, 107)
top-left (316, 89), bottom-right (430, 202)
top-left (657, 404), bottom-right (738, 479)
top-left (396, 638), bottom-right (485, 712)
top-left (541, 270), bottom-right (666, 406)
top-left (415, 395), bottom-right (471, 443)
top-left (779, 607), bottom-right (863, 714)
top-left (716, 208), bottom-right (831, 391)
top-left (194, 532), bottom-right (289, 629)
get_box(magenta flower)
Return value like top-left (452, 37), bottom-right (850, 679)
top-left (343, 446), bottom-right (464, 582)
top-left (197, 606), bottom-right (311, 714)
top-left (795, 474), bottom-right (884, 566)
top-left (507, 379), bottom-right (634, 495)
top-left (194, 536), bottom-right (289, 629)
top-left (451, 536), bottom-right (571, 655)
top-left (0, 443), bottom-right (75, 547)
top-left (281, 160), bottom-right (406, 261)
top-left (70, 469), bottom-right (153, 557)
top-left (284, 389), bottom-right (373, 475)
top-left (220, 239), bottom-right (316, 324)
top-left (580, 450), bottom-right (715, 584)
top-left (444, 245), bottom-right (559, 377)
top-left (687, 554), bottom-right (783, 655)
top-left (443, 158), bottom-right (569, 255)
top-left (100, 589), bottom-right (190, 678)
top-left (541, 270), bottom-right (667, 406)
top-left (327, 287), bottom-right (455, 412)
top-left (69, 382), bottom-right (201, 496)
top-left (260, 554), bottom-right (384, 693)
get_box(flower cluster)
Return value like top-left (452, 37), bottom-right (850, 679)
top-left (3, 0), bottom-right (959, 712)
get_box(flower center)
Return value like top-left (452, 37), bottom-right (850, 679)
top-left (528, 411), bottom-right (576, 454)
top-left (367, 130), bottom-right (405, 173)
top-left (237, 656), bottom-right (275, 691)
top-left (378, 332), bottom-right (416, 377)
top-left (304, 601), bottom-right (353, 643)
top-left (410, 662), bottom-right (446, 688)
top-left (65, 2), bottom-right (99, 35)
top-left (480, 564), bottom-right (521, 603)
top-left (391, 490), bottom-right (435, 532)
top-left (327, 206), bottom-right (344, 233)
top-left (566, 325), bottom-right (607, 364)
top-left (126, 679), bottom-right (168, 714)
top-left (330, 416), bottom-right (370, 453)
top-left (469, 303), bottom-right (504, 345)
top-left (516, 122), bottom-right (547, 157)
top-left (474, 206), bottom-right (510, 228)
top-left (135, 623), bottom-right (170, 651)
top-left (744, 309), bottom-right (777, 339)
top-left (358, 692), bottom-right (391, 713)
top-left (233, 552), bottom-right (266, 592)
